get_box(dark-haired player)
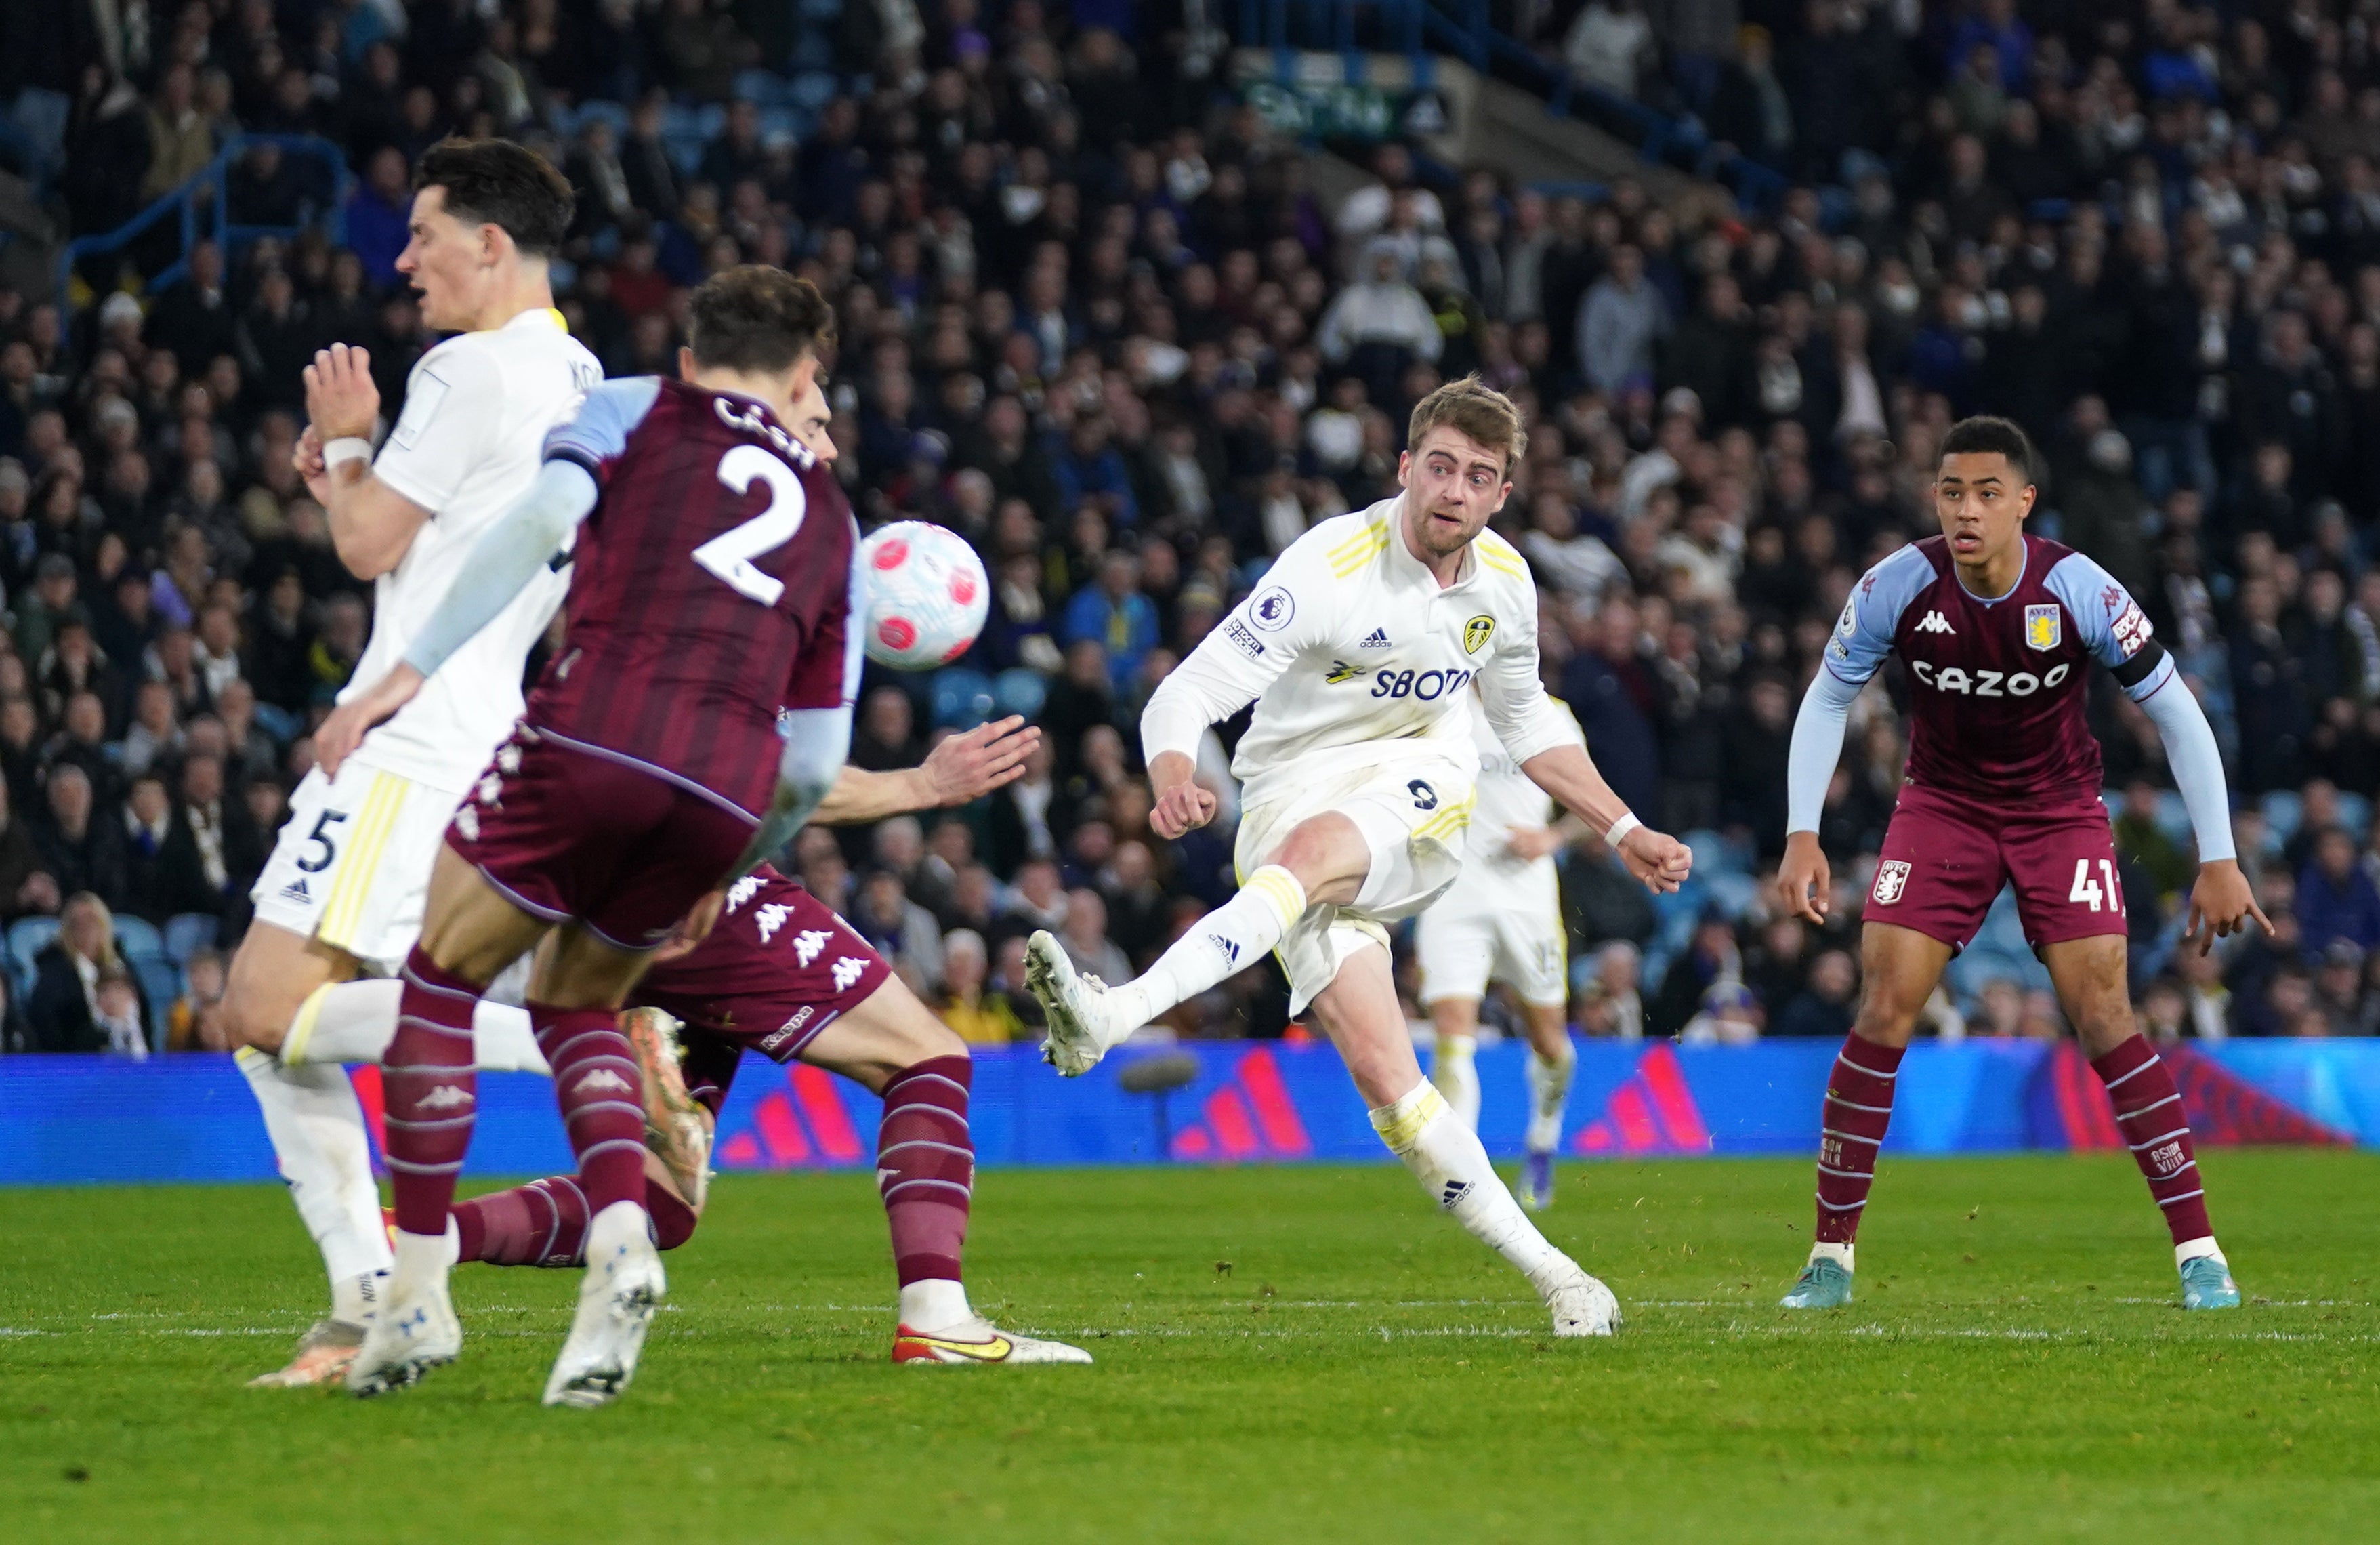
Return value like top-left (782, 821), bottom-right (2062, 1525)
top-left (1776, 416), bottom-right (2266, 1311)
top-left (320, 265), bottom-right (852, 1403)
top-left (224, 136), bottom-right (600, 1386)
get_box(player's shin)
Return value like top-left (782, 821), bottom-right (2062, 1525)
top-left (383, 949), bottom-right (484, 1239)
top-left (281, 976), bottom-right (549, 1072)
top-left (234, 1046), bottom-right (390, 1320)
top-left (1524, 1036), bottom-right (1577, 1154)
top-left (1430, 1033), bottom-right (1480, 1131)
top-left (455, 1175), bottom-right (696, 1266)
top-left (1811, 1032), bottom-right (1904, 1265)
top-left (877, 1054), bottom-right (977, 1332)
top-left (532, 1004), bottom-right (650, 1215)
top-left (1369, 1078), bottom-right (1570, 1288)
top-left (1137, 864), bottom-right (1308, 1019)
top-left (2090, 1035), bottom-right (2218, 1254)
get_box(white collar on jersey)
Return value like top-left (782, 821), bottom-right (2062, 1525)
top-left (1382, 491), bottom-right (1485, 592)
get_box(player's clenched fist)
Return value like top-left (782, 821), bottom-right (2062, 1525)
top-left (303, 342), bottom-right (379, 442)
top-left (1151, 780), bottom-right (1217, 839)
top-left (1777, 830), bottom-right (1832, 924)
top-left (1616, 824), bottom-right (1692, 894)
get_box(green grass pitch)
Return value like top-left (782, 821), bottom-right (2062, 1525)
top-left (2, 1151), bottom-right (2376, 1542)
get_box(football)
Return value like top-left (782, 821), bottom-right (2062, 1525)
top-left (858, 520), bottom-right (990, 669)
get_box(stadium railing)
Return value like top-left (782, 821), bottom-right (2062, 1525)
top-left (55, 133), bottom-right (354, 304)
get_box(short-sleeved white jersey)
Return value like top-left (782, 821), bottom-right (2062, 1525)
top-left (1142, 492), bottom-right (1583, 810)
top-left (347, 306), bottom-right (601, 792)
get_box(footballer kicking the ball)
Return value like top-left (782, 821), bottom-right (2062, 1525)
top-left (1775, 415), bottom-right (2266, 1312)
top-left (1024, 377), bottom-right (1692, 1338)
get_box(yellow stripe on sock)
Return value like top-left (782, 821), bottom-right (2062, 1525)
top-left (1245, 867), bottom-right (1306, 928)
top-left (1369, 1082), bottom-right (1450, 1153)
top-left (280, 983), bottom-right (336, 1065)
top-left (319, 773), bottom-right (403, 950)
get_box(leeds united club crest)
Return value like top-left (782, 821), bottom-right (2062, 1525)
top-left (2023, 604), bottom-right (2062, 651)
top-left (1463, 614), bottom-right (1495, 653)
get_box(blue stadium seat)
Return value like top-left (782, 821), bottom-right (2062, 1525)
top-left (991, 667), bottom-right (1047, 722)
top-left (9, 915), bottom-right (61, 989)
top-left (163, 913), bottom-right (219, 964)
top-left (125, 951), bottom-right (183, 1050)
top-left (2261, 789), bottom-right (2303, 845)
top-left (734, 69), bottom-right (791, 106)
top-left (575, 99), bottom-right (632, 137)
top-left (2338, 791), bottom-right (2372, 842)
top-left (931, 668), bottom-right (994, 730)
top-left (113, 916), bottom-right (164, 960)
top-left (791, 71), bottom-right (841, 112)
top-left (1705, 871), bottom-right (1761, 922)
top-left (2154, 790), bottom-right (2194, 848)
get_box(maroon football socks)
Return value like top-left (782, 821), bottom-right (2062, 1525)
top-left (2092, 1035), bottom-right (2214, 1247)
top-left (1814, 1033), bottom-right (1904, 1245)
top-left (384, 947), bottom-right (482, 1236)
top-left (454, 1174), bottom-right (695, 1266)
top-left (531, 1004), bottom-right (650, 1217)
top-left (876, 1056), bottom-right (976, 1285)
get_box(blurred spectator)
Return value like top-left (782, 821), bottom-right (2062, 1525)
top-left (28, 892), bottom-right (147, 1054)
top-left (936, 928), bottom-right (1025, 1044)
top-left (2297, 827), bottom-right (2380, 959)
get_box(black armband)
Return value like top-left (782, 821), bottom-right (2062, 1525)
top-left (2110, 638), bottom-right (2167, 691)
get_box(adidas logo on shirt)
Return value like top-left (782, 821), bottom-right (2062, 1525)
top-left (1359, 627), bottom-right (1392, 647)
top-left (1915, 610), bottom-right (1956, 635)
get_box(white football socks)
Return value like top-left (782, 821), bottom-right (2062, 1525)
top-left (1370, 1078), bottom-right (1572, 1291)
top-left (1131, 863), bottom-right (1307, 1020)
top-left (1430, 1033), bottom-right (1480, 1131)
top-left (391, 1217), bottom-right (460, 1299)
top-left (236, 1047), bottom-right (393, 1298)
top-left (898, 1279), bottom-right (973, 1332)
top-left (1524, 1037), bottom-right (1577, 1154)
top-left (280, 979), bottom-right (550, 1073)
top-left (2176, 1237), bottom-right (2225, 1266)
top-left (1810, 1241), bottom-right (1854, 1270)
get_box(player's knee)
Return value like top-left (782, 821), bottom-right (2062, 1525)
top-left (1268, 817), bottom-right (1360, 903)
top-left (219, 958), bottom-right (292, 1053)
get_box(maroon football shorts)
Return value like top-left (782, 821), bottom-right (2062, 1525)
top-left (445, 724), bottom-right (757, 952)
top-left (632, 871), bottom-right (895, 1115)
top-left (1866, 781), bottom-right (2129, 951)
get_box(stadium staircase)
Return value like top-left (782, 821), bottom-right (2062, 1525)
top-left (56, 133), bottom-right (353, 307)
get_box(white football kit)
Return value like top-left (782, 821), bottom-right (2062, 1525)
top-left (1142, 493), bottom-right (1582, 1011)
top-left (252, 308), bottom-right (600, 970)
top-left (1415, 699), bottom-right (1572, 1010)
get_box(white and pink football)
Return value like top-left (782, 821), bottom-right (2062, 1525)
top-left (858, 520), bottom-right (990, 669)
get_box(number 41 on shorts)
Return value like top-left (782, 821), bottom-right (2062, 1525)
top-left (2070, 858), bottom-right (2125, 914)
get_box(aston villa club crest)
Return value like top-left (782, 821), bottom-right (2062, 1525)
top-left (2024, 604), bottom-right (2062, 651)
top-left (1872, 859), bottom-right (1911, 905)
top-left (1463, 614), bottom-right (1495, 653)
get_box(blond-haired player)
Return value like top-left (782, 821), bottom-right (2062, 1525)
top-left (1024, 377), bottom-right (1691, 1336)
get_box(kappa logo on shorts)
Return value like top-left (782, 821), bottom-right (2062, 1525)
top-left (1872, 859), bottom-right (1912, 905)
top-left (725, 874), bottom-right (766, 911)
top-left (755, 902), bottom-right (793, 944)
top-left (453, 806), bottom-right (480, 842)
top-left (2024, 604), bottom-right (2063, 651)
top-left (831, 957), bottom-right (868, 991)
top-left (757, 1005), bottom-right (816, 1055)
top-left (793, 929), bottom-right (832, 968)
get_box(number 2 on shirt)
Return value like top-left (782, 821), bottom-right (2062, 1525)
top-left (696, 443), bottom-right (808, 604)
top-left (2069, 857), bottom-right (2125, 914)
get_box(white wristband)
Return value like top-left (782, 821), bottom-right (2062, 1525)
top-left (325, 437), bottom-right (373, 470)
top-left (1604, 812), bottom-right (1642, 847)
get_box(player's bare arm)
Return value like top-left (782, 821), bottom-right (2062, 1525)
top-left (812, 716), bottom-right (1040, 825)
top-left (1518, 741), bottom-right (1690, 893)
top-left (304, 342), bottom-right (434, 579)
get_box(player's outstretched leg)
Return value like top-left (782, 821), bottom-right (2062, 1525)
top-left (1782, 1031), bottom-right (1902, 1309)
top-left (1029, 864), bottom-right (1308, 1074)
top-left (348, 947), bottom-right (482, 1395)
top-left (1518, 1008), bottom-right (1577, 1212)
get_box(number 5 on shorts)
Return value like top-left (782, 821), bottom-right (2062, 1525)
top-left (297, 809), bottom-right (350, 874)
top-left (2069, 857), bottom-right (2125, 914)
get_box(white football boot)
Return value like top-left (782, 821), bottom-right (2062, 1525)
top-left (543, 1201), bottom-right (667, 1408)
top-left (347, 1225), bottom-right (462, 1395)
top-left (892, 1317), bottom-right (1095, 1365)
top-left (1542, 1264), bottom-right (1622, 1338)
top-left (1024, 930), bottom-right (1145, 1076)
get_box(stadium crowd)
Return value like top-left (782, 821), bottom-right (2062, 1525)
top-left (2, 0), bottom-right (2379, 1056)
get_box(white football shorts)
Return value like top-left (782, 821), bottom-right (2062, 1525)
top-left (251, 758), bottom-right (462, 975)
top-left (1233, 751), bottom-right (1475, 1014)
top-left (1415, 854), bottom-right (1566, 1009)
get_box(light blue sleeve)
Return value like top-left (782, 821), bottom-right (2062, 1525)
top-left (1823, 543), bottom-right (1933, 687)
top-left (543, 375), bottom-right (665, 475)
top-left (2137, 680), bottom-right (2237, 862)
top-left (2043, 552), bottom-right (2175, 701)
top-left (1786, 667), bottom-right (1864, 836)
top-left (399, 460), bottom-right (599, 678)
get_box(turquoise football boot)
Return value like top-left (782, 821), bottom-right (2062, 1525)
top-left (2179, 1254), bottom-right (2241, 1310)
top-left (1779, 1258), bottom-right (1854, 1309)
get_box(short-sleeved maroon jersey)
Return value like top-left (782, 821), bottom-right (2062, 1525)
top-left (538, 377), bottom-right (859, 820)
